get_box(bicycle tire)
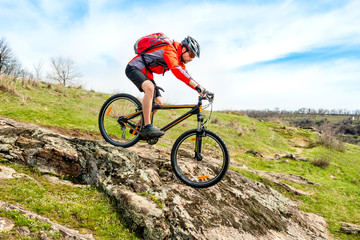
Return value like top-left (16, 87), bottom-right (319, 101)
top-left (98, 93), bottom-right (143, 148)
top-left (171, 129), bottom-right (229, 188)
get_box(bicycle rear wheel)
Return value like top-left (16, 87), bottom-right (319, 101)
top-left (98, 93), bottom-right (143, 148)
top-left (171, 129), bottom-right (229, 188)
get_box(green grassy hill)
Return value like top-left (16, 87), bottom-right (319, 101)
top-left (1, 77), bottom-right (359, 239)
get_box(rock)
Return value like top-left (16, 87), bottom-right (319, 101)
top-left (0, 165), bottom-right (17, 179)
top-left (39, 231), bottom-right (52, 240)
top-left (340, 222), bottom-right (360, 235)
top-left (283, 153), bottom-right (296, 160)
top-left (0, 201), bottom-right (94, 240)
top-left (250, 170), bottom-right (317, 196)
top-left (245, 149), bottom-right (263, 157)
top-left (0, 117), bottom-right (333, 240)
top-left (44, 175), bottom-right (90, 188)
top-left (0, 165), bottom-right (35, 180)
top-left (0, 217), bottom-right (15, 233)
top-left (268, 153), bottom-right (308, 162)
top-left (294, 154), bottom-right (308, 162)
top-left (253, 171), bottom-right (318, 185)
top-left (17, 226), bottom-right (34, 237)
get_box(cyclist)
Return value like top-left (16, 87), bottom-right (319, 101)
top-left (125, 35), bottom-right (209, 138)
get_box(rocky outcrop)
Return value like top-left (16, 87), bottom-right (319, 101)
top-left (0, 200), bottom-right (94, 240)
top-left (340, 222), bottom-right (360, 235)
top-left (0, 117), bottom-right (333, 240)
top-left (250, 170), bottom-right (318, 196)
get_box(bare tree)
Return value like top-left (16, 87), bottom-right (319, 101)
top-left (0, 38), bottom-right (26, 81)
top-left (47, 56), bottom-right (82, 86)
top-left (0, 38), bottom-right (15, 75)
top-left (5, 58), bottom-right (23, 80)
top-left (33, 61), bottom-right (44, 81)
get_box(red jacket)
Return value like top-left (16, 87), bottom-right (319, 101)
top-left (128, 41), bottom-right (195, 89)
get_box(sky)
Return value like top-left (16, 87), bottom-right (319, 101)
top-left (1, 0), bottom-right (360, 111)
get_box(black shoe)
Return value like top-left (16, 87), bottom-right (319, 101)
top-left (142, 124), bottom-right (164, 138)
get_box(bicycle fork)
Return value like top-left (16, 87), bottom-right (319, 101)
top-left (194, 115), bottom-right (211, 181)
top-left (194, 115), bottom-right (205, 161)
top-left (195, 134), bottom-right (203, 161)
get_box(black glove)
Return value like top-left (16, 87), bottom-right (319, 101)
top-left (195, 85), bottom-right (206, 94)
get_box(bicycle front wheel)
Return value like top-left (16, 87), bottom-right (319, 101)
top-left (171, 129), bottom-right (229, 188)
top-left (98, 93), bottom-right (143, 148)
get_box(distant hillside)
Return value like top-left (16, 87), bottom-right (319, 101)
top-left (226, 109), bottom-right (360, 145)
top-left (1, 76), bottom-right (359, 239)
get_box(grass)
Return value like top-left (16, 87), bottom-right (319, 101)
top-left (232, 144), bottom-right (360, 240)
top-left (0, 77), bottom-right (106, 133)
top-left (0, 161), bottom-right (140, 239)
top-left (1, 77), bottom-right (360, 239)
top-left (0, 208), bottom-right (57, 239)
top-left (138, 192), bottom-right (163, 209)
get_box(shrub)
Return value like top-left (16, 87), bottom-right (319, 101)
top-left (335, 118), bottom-right (360, 136)
top-left (55, 85), bottom-right (65, 93)
top-left (290, 118), bottom-right (315, 129)
top-left (226, 120), bottom-right (246, 137)
top-left (0, 82), bottom-right (19, 97)
top-left (311, 156), bottom-right (330, 169)
top-left (29, 79), bottom-right (39, 88)
top-left (211, 118), bottom-right (223, 126)
top-left (317, 124), bottom-right (346, 152)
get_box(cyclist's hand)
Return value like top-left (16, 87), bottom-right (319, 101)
top-left (195, 85), bottom-right (214, 101)
top-left (195, 85), bottom-right (206, 96)
top-left (204, 91), bottom-right (214, 102)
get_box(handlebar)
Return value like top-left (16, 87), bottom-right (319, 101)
top-left (205, 92), bottom-right (214, 102)
top-left (200, 92), bottom-right (214, 103)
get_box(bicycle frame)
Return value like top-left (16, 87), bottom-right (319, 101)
top-left (120, 97), bottom-right (206, 136)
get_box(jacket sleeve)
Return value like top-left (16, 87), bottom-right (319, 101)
top-left (162, 47), bottom-right (195, 89)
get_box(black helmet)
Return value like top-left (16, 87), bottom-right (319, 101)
top-left (181, 36), bottom-right (200, 58)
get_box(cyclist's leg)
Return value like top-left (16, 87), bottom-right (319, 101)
top-left (141, 80), bottom-right (155, 126)
top-left (153, 82), bottom-right (163, 117)
top-left (125, 64), bottom-right (152, 125)
top-left (125, 65), bottom-right (164, 137)
top-left (141, 80), bottom-right (164, 138)
top-left (142, 79), bottom-right (163, 125)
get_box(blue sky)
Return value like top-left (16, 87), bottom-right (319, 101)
top-left (1, 0), bottom-right (360, 111)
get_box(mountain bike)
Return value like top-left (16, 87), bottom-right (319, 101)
top-left (98, 86), bottom-right (229, 188)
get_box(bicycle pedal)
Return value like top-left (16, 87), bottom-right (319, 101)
top-left (146, 137), bottom-right (159, 145)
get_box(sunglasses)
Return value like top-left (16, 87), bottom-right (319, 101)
top-left (185, 46), bottom-right (196, 58)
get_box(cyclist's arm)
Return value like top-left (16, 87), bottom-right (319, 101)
top-left (163, 48), bottom-right (197, 89)
top-left (189, 80), bottom-right (205, 95)
top-left (163, 46), bottom-right (206, 95)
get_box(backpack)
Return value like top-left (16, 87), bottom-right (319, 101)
top-left (134, 33), bottom-right (172, 55)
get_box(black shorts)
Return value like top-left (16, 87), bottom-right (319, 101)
top-left (125, 64), bottom-right (161, 98)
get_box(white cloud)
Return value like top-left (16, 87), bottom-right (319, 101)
top-left (1, 0), bottom-right (360, 110)
top-left (220, 57), bottom-right (360, 110)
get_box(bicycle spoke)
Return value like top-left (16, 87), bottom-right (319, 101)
top-left (171, 129), bottom-right (229, 188)
top-left (99, 94), bottom-right (143, 148)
